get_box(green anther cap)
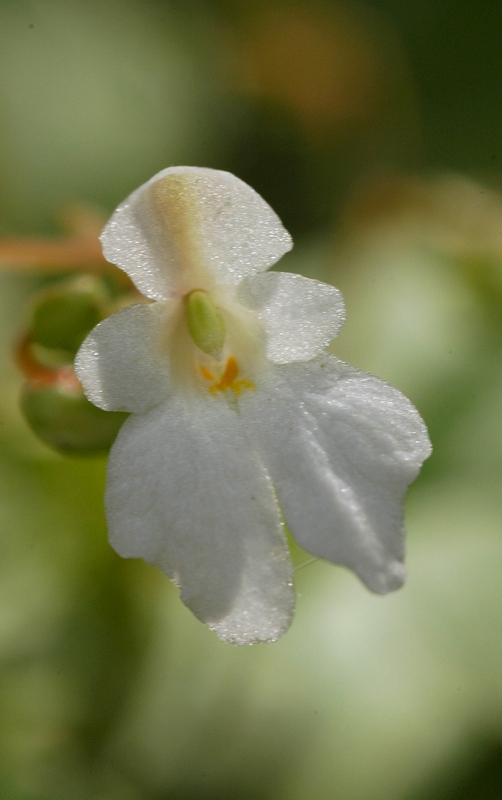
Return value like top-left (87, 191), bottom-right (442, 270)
top-left (185, 289), bottom-right (226, 357)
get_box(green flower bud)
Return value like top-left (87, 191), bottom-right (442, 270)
top-left (31, 275), bottom-right (107, 355)
top-left (185, 289), bottom-right (226, 357)
top-left (20, 380), bottom-right (128, 455)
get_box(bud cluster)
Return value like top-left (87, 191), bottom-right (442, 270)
top-left (17, 274), bottom-right (131, 454)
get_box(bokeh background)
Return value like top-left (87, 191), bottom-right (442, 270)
top-left (1, 1), bottom-right (502, 798)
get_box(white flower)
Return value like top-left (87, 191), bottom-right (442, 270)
top-left (75, 167), bottom-right (431, 645)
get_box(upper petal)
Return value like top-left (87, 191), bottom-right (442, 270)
top-left (74, 302), bottom-right (171, 413)
top-left (239, 356), bottom-right (431, 593)
top-left (105, 395), bottom-right (294, 645)
top-left (237, 271), bottom-right (345, 363)
top-left (101, 167), bottom-right (293, 300)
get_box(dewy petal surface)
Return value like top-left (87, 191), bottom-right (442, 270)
top-left (240, 356), bottom-right (431, 593)
top-left (100, 167), bottom-right (293, 300)
top-left (237, 271), bottom-right (346, 363)
top-left (105, 395), bottom-right (294, 644)
top-left (75, 302), bottom-right (171, 413)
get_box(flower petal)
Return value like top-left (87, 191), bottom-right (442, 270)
top-left (101, 167), bottom-right (293, 300)
top-left (75, 302), bottom-right (170, 413)
top-left (237, 271), bottom-right (345, 363)
top-left (240, 357), bottom-right (431, 593)
top-left (105, 396), bottom-right (294, 644)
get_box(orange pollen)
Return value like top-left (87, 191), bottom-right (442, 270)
top-left (199, 356), bottom-right (255, 396)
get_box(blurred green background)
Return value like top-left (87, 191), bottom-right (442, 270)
top-left (1, 1), bottom-right (502, 798)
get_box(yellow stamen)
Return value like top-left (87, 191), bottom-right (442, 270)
top-left (199, 356), bottom-right (255, 396)
top-left (219, 356), bottom-right (239, 389)
top-left (199, 365), bottom-right (215, 382)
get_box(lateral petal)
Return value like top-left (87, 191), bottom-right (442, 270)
top-left (105, 396), bottom-right (294, 644)
top-left (240, 357), bottom-right (431, 593)
top-left (237, 271), bottom-right (345, 363)
top-left (74, 302), bottom-right (171, 413)
top-left (101, 167), bottom-right (293, 300)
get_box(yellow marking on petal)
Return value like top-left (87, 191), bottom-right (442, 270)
top-left (199, 365), bottom-right (215, 381)
top-left (149, 173), bottom-right (208, 288)
top-left (200, 356), bottom-right (255, 396)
